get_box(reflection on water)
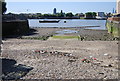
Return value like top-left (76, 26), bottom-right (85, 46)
top-left (55, 29), bottom-right (78, 35)
top-left (85, 27), bottom-right (107, 30)
top-left (56, 29), bottom-right (78, 34)
top-left (28, 19), bottom-right (107, 30)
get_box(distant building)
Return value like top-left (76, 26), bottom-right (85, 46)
top-left (96, 12), bottom-right (106, 19)
top-left (106, 13), bottom-right (112, 17)
top-left (112, 8), bottom-right (115, 13)
top-left (117, 0), bottom-right (120, 14)
top-left (97, 12), bottom-right (105, 17)
top-left (53, 8), bottom-right (57, 14)
top-left (76, 13), bottom-right (85, 18)
top-left (60, 10), bottom-right (63, 14)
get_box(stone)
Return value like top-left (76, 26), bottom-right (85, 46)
top-left (68, 59), bottom-right (76, 62)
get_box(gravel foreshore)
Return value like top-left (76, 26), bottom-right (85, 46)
top-left (1, 38), bottom-right (119, 79)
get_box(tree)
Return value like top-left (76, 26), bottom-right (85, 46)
top-left (43, 14), bottom-right (50, 17)
top-left (85, 12), bottom-right (96, 19)
top-left (92, 12), bottom-right (97, 17)
top-left (85, 12), bottom-right (93, 17)
top-left (56, 13), bottom-right (64, 17)
top-left (66, 12), bottom-right (74, 17)
top-left (36, 13), bottom-right (42, 17)
top-left (2, 1), bottom-right (7, 14)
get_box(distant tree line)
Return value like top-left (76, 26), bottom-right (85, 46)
top-left (36, 12), bottom-right (74, 18)
top-left (32, 12), bottom-right (97, 19)
top-left (3, 12), bottom-right (100, 20)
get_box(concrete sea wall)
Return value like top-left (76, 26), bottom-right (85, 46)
top-left (106, 20), bottom-right (120, 37)
top-left (2, 20), bottom-right (29, 36)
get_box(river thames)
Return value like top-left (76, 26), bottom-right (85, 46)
top-left (28, 19), bottom-right (107, 30)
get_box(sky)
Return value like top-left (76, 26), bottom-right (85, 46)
top-left (5, 0), bottom-right (116, 2)
top-left (6, 1), bottom-right (116, 14)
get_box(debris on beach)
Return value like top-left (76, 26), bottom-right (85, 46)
top-left (32, 50), bottom-right (47, 54)
top-left (81, 57), bottom-right (92, 63)
top-left (32, 49), bottom-right (116, 70)
top-left (81, 58), bottom-right (90, 63)
top-left (99, 72), bottom-right (104, 75)
top-left (101, 64), bottom-right (113, 68)
top-left (92, 62), bottom-right (101, 65)
top-left (104, 53), bottom-right (109, 56)
top-left (32, 50), bottom-right (79, 60)
top-left (81, 56), bottom-right (104, 65)
top-left (40, 50), bottom-right (47, 54)
top-left (68, 59), bottom-right (76, 62)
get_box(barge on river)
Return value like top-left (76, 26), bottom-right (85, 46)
top-left (39, 20), bottom-right (60, 23)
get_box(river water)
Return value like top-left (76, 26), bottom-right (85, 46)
top-left (28, 19), bottom-right (107, 30)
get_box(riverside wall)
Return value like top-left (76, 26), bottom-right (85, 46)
top-left (106, 18), bottom-right (120, 37)
top-left (2, 20), bottom-right (29, 36)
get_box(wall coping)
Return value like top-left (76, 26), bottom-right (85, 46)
top-left (107, 20), bottom-right (120, 24)
top-left (2, 20), bottom-right (28, 22)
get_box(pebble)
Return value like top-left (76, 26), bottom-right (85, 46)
top-left (108, 56), bottom-right (112, 59)
top-left (99, 72), bottom-right (104, 75)
top-left (93, 62), bottom-right (101, 65)
top-left (101, 64), bottom-right (113, 68)
top-left (68, 59), bottom-right (76, 62)
top-left (104, 53), bottom-right (108, 56)
top-left (89, 56), bottom-right (93, 58)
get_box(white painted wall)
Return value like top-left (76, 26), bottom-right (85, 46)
top-left (117, 0), bottom-right (120, 14)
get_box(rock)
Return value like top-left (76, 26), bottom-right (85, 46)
top-left (49, 52), bottom-right (53, 54)
top-left (67, 53), bottom-right (73, 57)
top-left (34, 50), bottom-right (40, 53)
top-left (101, 64), bottom-right (113, 68)
top-left (54, 51), bottom-right (58, 54)
top-left (93, 58), bottom-right (97, 60)
top-left (63, 53), bottom-right (69, 56)
top-left (16, 64), bottom-right (33, 71)
top-left (68, 59), bottom-right (76, 62)
top-left (108, 56), bottom-right (112, 59)
top-left (99, 72), bottom-right (104, 75)
top-left (93, 62), bottom-right (101, 65)
top-left (108, 64), bottom-right (112, 67)
top-left (89, 56), bottom-right (93, 58)
top-left (40, 50), bottom-right (47, 54)
top-left (104, 53), bottom-right (108, 56)
top-left (69, 53), bottom-right (73, 56)
top-left (81, 59), bottom-right (90, 63)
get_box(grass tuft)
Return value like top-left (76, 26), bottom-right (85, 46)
top-left (52, 35), bottom-right (79, 39)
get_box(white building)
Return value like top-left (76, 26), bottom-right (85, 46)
top-left (97, 12), bottom-right (105, 17)
top-left (96, 12), bottom-right (106, 19)
top-left (117, 0), bottom-right (120, 14)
